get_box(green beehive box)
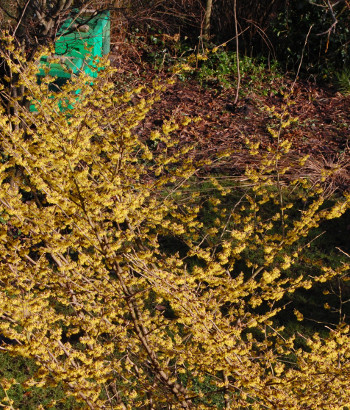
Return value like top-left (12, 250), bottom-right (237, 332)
top-left (55, 10), bottom-right (110, 76)
top-left (30, 10), bottom-right (110, 112)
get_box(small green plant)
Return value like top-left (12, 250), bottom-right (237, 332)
top-left (195, 49), bottom-right (235, 87)
top-left (336, 68), bottom-right (350, 95)
top-left (182, 48), bottom-right (282, 95)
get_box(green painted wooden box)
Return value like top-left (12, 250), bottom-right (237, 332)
top-left (30, 10), bottom-right (110, 111)
top-left (54, 10), bottom-right (110, 77)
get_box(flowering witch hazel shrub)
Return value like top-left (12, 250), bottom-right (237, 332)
top-left (0, 36), bottom-right (349, 409)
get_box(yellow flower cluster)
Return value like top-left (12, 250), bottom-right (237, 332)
top-left (0, 37), bottom-right (349, 409)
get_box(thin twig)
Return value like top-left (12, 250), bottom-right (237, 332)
top-left (12, 0), bottom-right (31, 37)
top-left (233, 0), bottom-right (240, 105)
top-left (291, 25), bottom-right (314, 92)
